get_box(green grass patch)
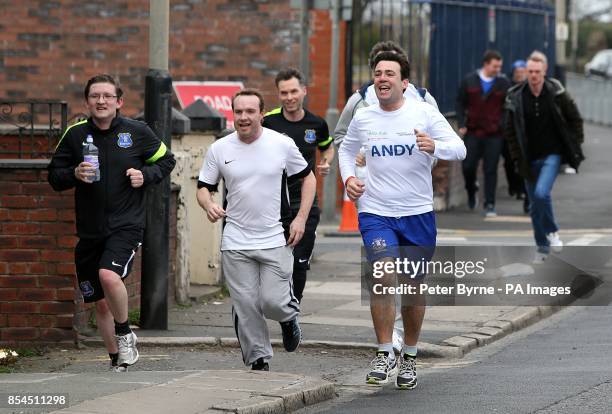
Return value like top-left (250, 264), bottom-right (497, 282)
top-left (88, 310), bottom-right (97, 329)
top-left (87, 308), bottom-right (140, 328)
top-left (14, 348), bottom-right (43, 358)
top-left (219, 283), bottom-right (230, 299)
top-left (128, 309), bottom-right (140, 326)
top-left (0, 366), bottom-right (15, 374)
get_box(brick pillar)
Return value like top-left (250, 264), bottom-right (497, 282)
top-left (0, 160), bottom-right (77, 345)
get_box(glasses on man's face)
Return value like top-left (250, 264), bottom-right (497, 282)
top-left (88, 94), bottom-right (118, 102)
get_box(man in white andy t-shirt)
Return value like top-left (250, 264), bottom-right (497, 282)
top-left (197, 89), bottom-right (316, 371)
top-left (339, 52), bottom-right (466, 389)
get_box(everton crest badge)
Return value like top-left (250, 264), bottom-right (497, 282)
top-left (304, 129), bottom-right (316, 144)
top-left (117, 132), bottom-right (133, 148)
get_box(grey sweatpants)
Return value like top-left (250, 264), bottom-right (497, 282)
top-left (222, 246), bottom-right (300, 366)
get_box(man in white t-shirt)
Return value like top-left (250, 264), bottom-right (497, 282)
top-left (339, 52), bottom-right (465, 389)
top-left (334, 41), bottom-right (439, 355)
top-left (196, 89), bottom-right (316, 371)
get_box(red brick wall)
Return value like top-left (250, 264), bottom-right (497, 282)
top-left (0, 159), bottom-right (177, 345)
top-left (0, 1), bottom-right (344, 120)
top-left (307, 12), bottom-right (347, 210)
top-left (307, 11), bottom-right (347, 119)
top-left (0, 162), bottom-right (78, 344)
top-left (0, 133), bottom-right (58, 160)
top-left (1, 1), bottom-right (347, 213)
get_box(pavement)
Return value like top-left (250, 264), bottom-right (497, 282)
top-left (114, 254), bottom-right (564, 360)
top-left (3, 123), bottom-right (610, 414)
top-left (0, 370), bottom-right (333, 414)
top-left (119, 123), bottom-right (612, 361)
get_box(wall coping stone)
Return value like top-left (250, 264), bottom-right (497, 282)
top-left (0, 159), bottom-right (50, 168)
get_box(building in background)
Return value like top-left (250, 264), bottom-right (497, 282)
top-left (0, 0), bottom-right (347, 122)
top-left (1, 0), bottom-right (557, 213)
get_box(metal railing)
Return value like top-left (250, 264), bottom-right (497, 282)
top-left (0, 100), bottom-right (85, 158)
top-left (346, 0), bottom-right (431, 100)
top-left (345, 0), bottom-right (555, 114)
top-left (566, 72), bottom-right (612, 127)
top-left (428, 0), bottom-right (555, 114)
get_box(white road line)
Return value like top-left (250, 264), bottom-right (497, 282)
top-left (567, 233), bottom-right (605, 246)
top-left (437, 236), bottom-right (468, 242)
top-left (438, 228), bottom-right (612, 235)
top-left (0, 374), bottom-right (77, 383)
top-left (483, 215), bottom-right (532, 223)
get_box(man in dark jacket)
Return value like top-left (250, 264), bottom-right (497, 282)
top-left (456, 50), bottom-right (511, 217)
top-left (48, 74), bottom-right (176, 371)
top-left (504, 51), bottom-right (584, 263)
top-left (504, 60), bottom-right (530, 213)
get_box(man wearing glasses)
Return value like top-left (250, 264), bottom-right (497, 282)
top-left (48, 74), bottom-right (176, 372)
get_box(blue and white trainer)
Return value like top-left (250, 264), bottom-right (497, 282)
top-left (366, 351), bottom-right (398, 385)
top-left (396, 353), bottom-right (417, 390)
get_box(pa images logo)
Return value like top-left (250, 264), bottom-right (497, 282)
top-left (117, 132), bottom-right (133, 148)
top-left (304, 129), bottom-right (317, 144)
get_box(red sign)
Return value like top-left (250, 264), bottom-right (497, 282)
top-left (173, 81), bottom-right (244, 123)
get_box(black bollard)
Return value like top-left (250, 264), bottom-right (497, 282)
top-left (140, 69), bottom-right (173, 329)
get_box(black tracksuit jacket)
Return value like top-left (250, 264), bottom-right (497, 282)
top-left (48, 116), bottom-right (176, 239)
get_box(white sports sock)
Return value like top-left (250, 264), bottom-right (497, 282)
top-left (378, 343), bottom-right (395, 359)
top-left (402, 345), bottom-right (417, 357)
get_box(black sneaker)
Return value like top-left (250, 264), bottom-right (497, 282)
top-left (280, 318), bottom-right (301, 352)
top-left (468, 192), bottom-right (478, 210)
top-left (366, 351), bottom-right (398, 385)
top-left (396, 353), bottom-right (417, 390)
top-left (251, 358), bottom-right (269, 371)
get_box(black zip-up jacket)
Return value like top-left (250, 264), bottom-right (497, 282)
top-left (504, 78), bottom-right (584, 181)
top-left (48, 116), bottom-right (176, 239)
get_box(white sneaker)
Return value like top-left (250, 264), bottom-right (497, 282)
top-left (533, 252), bottom-right (548, 265)
top-left (110, 363), bottom-right (128, 373)
top-left (116, 331), bottom-right (139, 366)
top-left (546, 232), bottom-right (563, 253)
top-left (366, 351), bottom-right (398, 385)
top-left (396, 353), bottom-right (417, 390)
top-left (564, 167), bottom-right (576, 174)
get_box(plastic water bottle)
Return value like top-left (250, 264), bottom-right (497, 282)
top-left (354, 145), bottom-right (368, 207)
top-left (83, 134), bottom-right (100, 182)
top-left (355, 145), bottom-right (368, 182)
